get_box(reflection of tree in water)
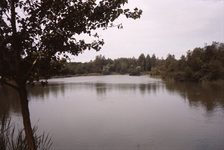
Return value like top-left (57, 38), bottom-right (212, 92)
top-left (0, 84), bottom-right (21, 119)
top-left (28, 82), bottom-right (164, 102)
top-left (150, 83), bottom-right (160, 94)
top-left (27, 83), bottom-right (66, 101)
top-left (95, 83), bottom-right (107, 98)
top-left (1, 81), bottom-right (164, 117)
top-left (95, 83), bottom-right (140, 99)
top-left (5, 80), bottom-right (222, 119)
top-left (0, 82), bottom-right (68, 119)
top-left (165, 82), bottom-right (224, 113)
top-left (95, 83), bottom-right (163, 97)
top-left (139, 84), bottom-right (146, 95)
top-left (115, 84), bottom-right (137, 92)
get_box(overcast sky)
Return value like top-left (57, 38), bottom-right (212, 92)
top-left (70, 0), bottom-right (224, 62)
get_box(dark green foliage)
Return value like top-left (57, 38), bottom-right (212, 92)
top-left (161, 42), bottom-right (224, 82)
top-left (145, 54), bottom-right (151, 71)
top-left (173, 71), bottom-right (185, 82)
top-left (0, 0), bottom-right (142, 85)
top-left (137, 53), bottom-right (146, 71)
top-left (185, 67), bottom-right (193, 80)
top-left (129, 66), bottom-right (141, 76)
top-left (64, 54), bottom-right (145, 75)
top-left (208, 60), bottom-right (223, 80)
top-left (62, 42), bottom-right (224, 82)
top-left (151, 54), bottom-right (157, 68)
top-left (150, 67), bottom-right (160, 76)
top-left (102, 65), bottom-right (110, 75)
top-left (176, 55), bottom-right (187, 71)
top-left (1, 0), bottom-right (142, 149)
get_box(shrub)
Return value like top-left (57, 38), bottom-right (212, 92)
top-left (174, 71), bottom-right (185, 82)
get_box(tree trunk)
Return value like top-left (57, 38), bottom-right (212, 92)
top-left (18, 85), bottom-right (37, 150)
top-left (10, 0), bottom-right (36, 149)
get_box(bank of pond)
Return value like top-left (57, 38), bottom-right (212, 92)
top-left (56, 42), bottom-right (224, 83)
top-left (51, 71), bottom-right (224, 83)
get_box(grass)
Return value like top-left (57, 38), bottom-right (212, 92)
top-left (0, 113), bottom-right (53, 150)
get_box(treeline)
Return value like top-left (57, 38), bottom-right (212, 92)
top-left (62, 54), bottom-right (156, 75)
top-left (60, 42), bottom-right (224, 82)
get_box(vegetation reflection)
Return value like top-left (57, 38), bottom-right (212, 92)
top-left (1, 80), bottom-right (223, 119)
top-left (165, 82), bottom-right (224, 113)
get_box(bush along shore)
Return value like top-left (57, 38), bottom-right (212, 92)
top-left (51, 42), bottom-right (224, 82)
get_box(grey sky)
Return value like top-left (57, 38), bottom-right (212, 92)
top-left (70, 0), bottom-right (224, 62)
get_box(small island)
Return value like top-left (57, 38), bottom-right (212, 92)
top-left (129, 66), bottom-right (141, 76)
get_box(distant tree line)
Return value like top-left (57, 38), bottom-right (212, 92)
top-left (60, 53), bottom-right (156, 75)
top-left (59, 42), bottom-right (224, 82)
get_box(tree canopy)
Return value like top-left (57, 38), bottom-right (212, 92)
top-left (0, 0), bottom-right (142, 149)
top-left (63, 42), bottom-right (224, 82)
top-left (0, 0), bottom-right (142, 84)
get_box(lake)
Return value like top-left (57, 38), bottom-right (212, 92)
top-left (0, 75), bottom-right (224, 150)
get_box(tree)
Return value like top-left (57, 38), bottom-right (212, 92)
top-left (202, 42), bottom-right (218, 63)
top-left (93, 55), bottom-right (106, 73)
top-left (208, 60), bottom-right (222, 80)
top-left (137, 53), bottom-right (145, 71)
top-left (151, 54), bottom-right (156, 68)
top-left (102, 64), bottom-right (110, 75)
top-left (165, 53), bottom-right (176, 69)
top-left (129, 66), bottom-right (141, 76)
top-left (0, 0), bottom-right (142, 149)
top-left (145, 54), bottom-right (151, 71)
top-left (176, 55), bottom-right (187, 71)
top-left (187, 47), bottom-right (203, 72)
top-left (120, 59), bottom-right (128, 74)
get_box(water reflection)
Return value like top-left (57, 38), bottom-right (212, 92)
top-left (1, 76), bottom-right (224, 119)
top-left (165, 82), bottom-right (224, 113)
top-left (0, 84), bottom-right (21, 118)
top-left (95, 83), bottom-right (107, 97)
top-left (1, 76), bottom-right (224, 150)
top-left (28, 83), bottom-right (67, 101)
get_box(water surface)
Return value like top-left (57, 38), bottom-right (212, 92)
top-left (0, 75), bottom-right (224, 150)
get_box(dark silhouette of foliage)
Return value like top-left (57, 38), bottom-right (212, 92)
top-left (161, 42), bottom-right (224, 82)
top-left (145, 54), bottom-right (151, 71)
top-left (0, 0), bottom-right (142, 149)
top-left (63, 42), bottom-right (224, 82)
top-left (129, 66), bottom-right (141, 76)
top-left (137, 53), bottom-right (146, 71)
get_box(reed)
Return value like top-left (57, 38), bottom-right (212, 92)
top-left (0, 113), bottom-right (52, 150)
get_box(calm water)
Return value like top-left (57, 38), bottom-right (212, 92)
top-left (0, 75), bottom-right (224, 150)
